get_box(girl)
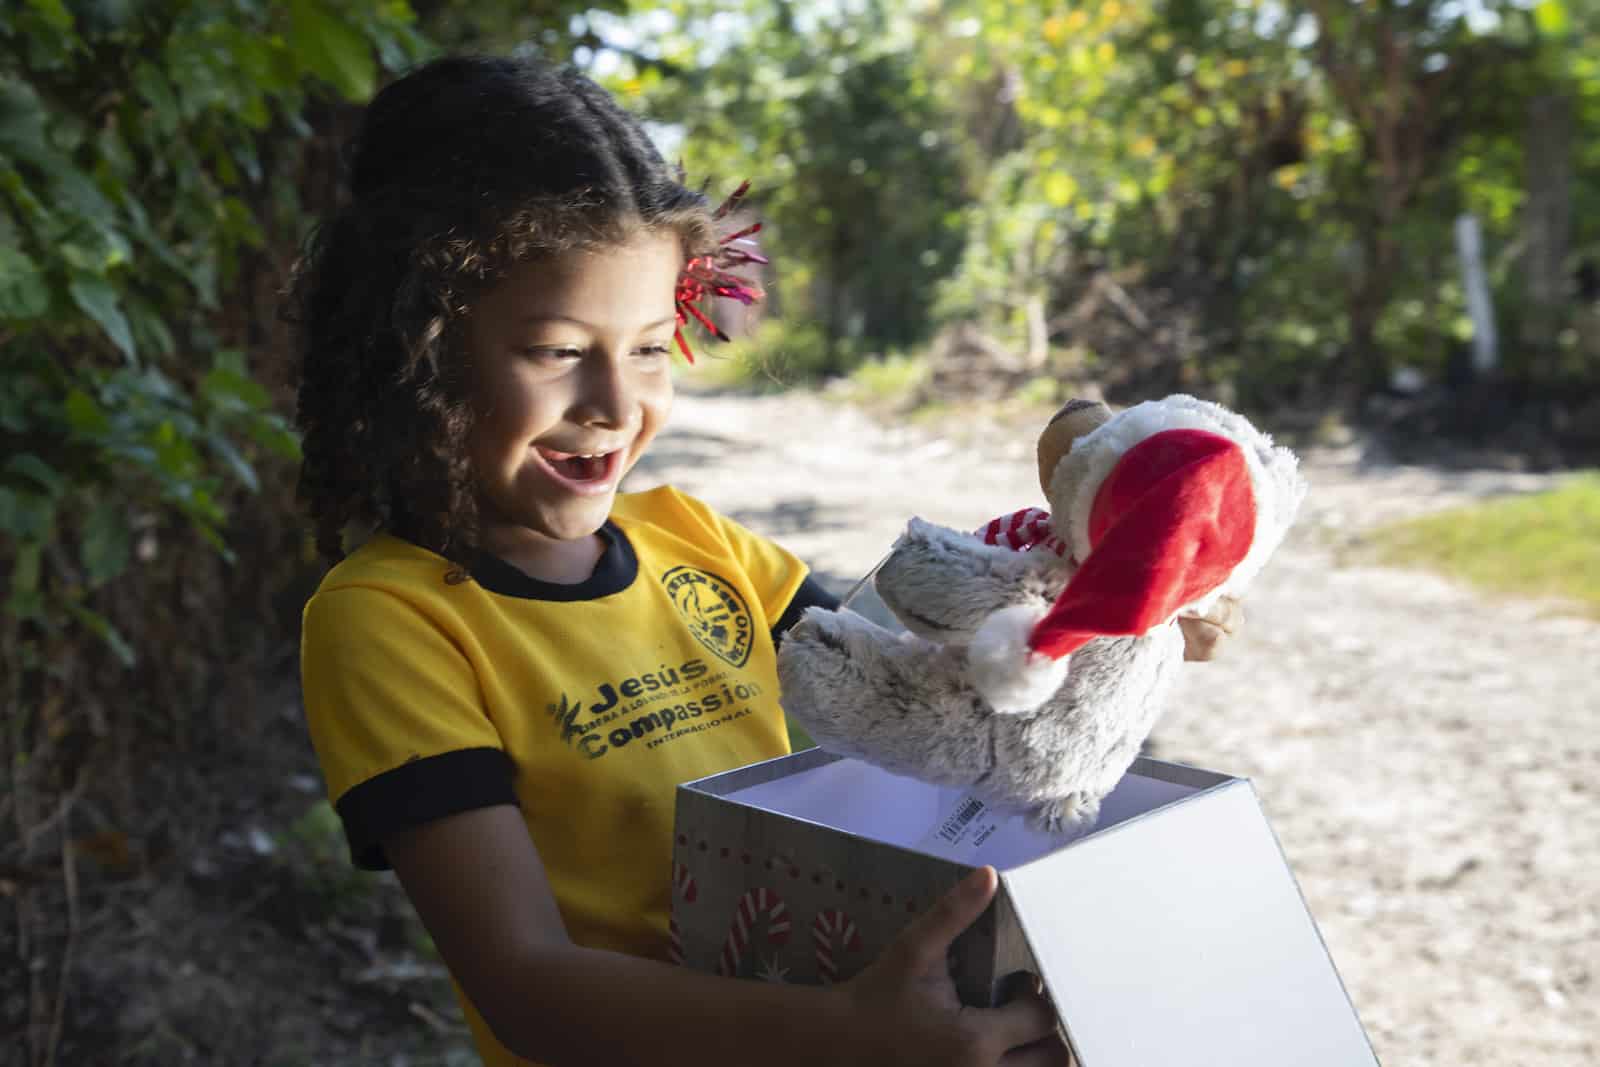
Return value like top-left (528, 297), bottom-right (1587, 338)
top-left (290, 55), bottom-right (1067, 1067)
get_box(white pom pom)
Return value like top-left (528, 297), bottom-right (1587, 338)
top-left (967, 605), bottom-right (1070, 714)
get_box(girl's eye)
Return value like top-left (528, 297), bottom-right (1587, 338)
top-left (523, 346), bottom-right (583, 362)
top-left (634, 343), bottom-right (671, 358)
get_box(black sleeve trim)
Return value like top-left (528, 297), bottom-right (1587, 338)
top-left (334, 746), bottom-right (518, 870)
top-left (771, 574), bottom-right (842, 647)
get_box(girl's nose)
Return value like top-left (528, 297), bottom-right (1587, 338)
top-left (572, 353), bottom-right (633, 429)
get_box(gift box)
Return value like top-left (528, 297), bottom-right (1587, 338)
top-left (671, 747), bottom-right (1378, 1066)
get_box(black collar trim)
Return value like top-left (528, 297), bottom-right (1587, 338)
top-left (468, 521), bottom-right (638, 602)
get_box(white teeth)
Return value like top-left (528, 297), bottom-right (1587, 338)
top-left (543, 448), bottom-right (611, 459)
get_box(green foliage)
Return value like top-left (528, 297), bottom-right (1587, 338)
top-left (668, 0), bottom-right (1594, 404)
top-left (517, 0), bottom-right (1600, 406)
top-left (693, 317), bottom-right (855, 391)
top-left (846, 351), bottom-right (932, 405)
top-left (615, 1), bottom-right (970, 370)
top-left (0, 5), bottom-right (651, 1058)
top-left (0, 0), bottom-right (424, 666)
top-left (277, 799), bottom-right (383, 913)
top-left (1367, 474), bottom-right (1600, 617)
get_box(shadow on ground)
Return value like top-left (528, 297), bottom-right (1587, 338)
top-left (626, 427), bottom-right (741, 480)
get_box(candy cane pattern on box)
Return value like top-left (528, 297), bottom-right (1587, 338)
top-left (810, 908), bottom-right (863, 985)
top-left (667, 861), bottom-right (698, 966)
top-left (716, 887), bottom-right (791, 977)
top-left (977, 507), bottom-right (1068, 557)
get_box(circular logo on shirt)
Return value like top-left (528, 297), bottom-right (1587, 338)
top-left (662, 566), bottom-right (753, 668)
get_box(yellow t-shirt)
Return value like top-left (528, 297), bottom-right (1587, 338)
top-left (300, 486), bottom-right (812, 1065)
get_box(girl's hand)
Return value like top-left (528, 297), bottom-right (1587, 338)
top-left (838, 866), bottom-right (1070, 1066)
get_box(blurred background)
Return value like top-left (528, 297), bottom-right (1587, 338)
top-left (2, 1), bottom-right (1596, 1064)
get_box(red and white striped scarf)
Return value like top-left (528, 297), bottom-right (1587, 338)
top-left (975, 507), bottom-right (1068, 557)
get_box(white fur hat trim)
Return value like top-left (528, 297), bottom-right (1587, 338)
top-left (968, 604), bottom-right (1071, 714)
top-left (1047, 394), bottom-right (1307, 615)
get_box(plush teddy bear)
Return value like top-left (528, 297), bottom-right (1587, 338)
top-left (775, 394), bottom-right (1307, 831)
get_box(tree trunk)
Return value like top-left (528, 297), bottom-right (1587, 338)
top-left (1022, 292), bottom-right (1048, 369)
top-left (1521, 93), bottom-right (1572, 385)
top-left (823, 236), bottom-right (850, 374)
top-left (1343, 207), bottom-right (1398, 405)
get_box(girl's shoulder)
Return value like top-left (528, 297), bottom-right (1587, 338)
top-left (309, 533), bottom-right (454, 603)
top-left (299, 535), bottom-right (468, 668)
top-left (611, 483), bottom-right (725, 534)
top-left (611, 485), bottom-right (799, 587)
top-left (610, 484), bottom-right (778, 559)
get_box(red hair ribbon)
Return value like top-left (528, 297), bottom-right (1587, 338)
top-left (674, 179), bottom-right (768, 363)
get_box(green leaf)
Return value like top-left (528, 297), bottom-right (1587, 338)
top-left (209, 434), bottom-right (259, 492)
top-left (249, 415), bottom-right (303, 461)
top-left (0, 486), bottom-right (56, 540)
top-left (0, 245), bottom-right (50, 319)
top-left (68, 275), bottom-right (137, 360)
top-left (1533, 1), bottom-right (1569, 35)
top-left (49, 167), bottom-right (120, 228)
top-left (61, 240), bottom-right (122, 271)
top-left (8, 542), bottom-right (44, 619)
top-left (180, 484), bottom-right (227, 531)
top-left (0, 79), bottom-right (52, 164)
top-left (126, 296), bottom-right (177, 358)
top-left (186, 254), bottom-right (219, 309)
top-left (151, 419), bottom-right (197, 476)
top-left (6, 453), bottom-right (65, 494)
top-left (25, 0), bottom-right (74, 31)
top-left (131, 63), bottom-right (180, 135)
top-left (65, 602), bottom-right (137, 667)
top-left (289, 0), bottom-right (378, 101)
top-left (132, 367), bottom-right (180, 402)
top-left (201, 365), bottom-right (271, 413)
top-left (64, 388), bottom-right (111, 435)
top-left (11, 541), bottom-right (40, 590)
top-left (1043, 172), bottom-right (1078, 207)
top-left (239, 95), bottom-right (271, 129)
top-left (80, 500), bottom-right (131, 585)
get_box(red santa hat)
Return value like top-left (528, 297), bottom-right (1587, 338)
top-left (967, 424), bottom-right (1261, 713)
top-left (1028, 427), bottom-right (1256, 659)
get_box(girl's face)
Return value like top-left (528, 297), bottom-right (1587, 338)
top-left (464, 230), bottom-right (681, 553)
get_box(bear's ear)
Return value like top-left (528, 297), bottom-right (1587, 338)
top-left (1036, 398), bottom-right (1113, 498)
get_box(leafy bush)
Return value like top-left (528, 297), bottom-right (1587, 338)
top-left (694, 317), bottom-right (852, 390)
top-left (0, 0), bottom-right (423, 665)
top-left (1, 5), bottom-right (424, 1055)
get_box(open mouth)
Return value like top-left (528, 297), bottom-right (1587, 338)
top-left (534, 446), bottom-right (623, 492)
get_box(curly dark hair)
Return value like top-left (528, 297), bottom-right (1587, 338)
top-left (288, 55), bottom-right (715, 568)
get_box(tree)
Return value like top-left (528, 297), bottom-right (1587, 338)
top-left (1305, 0), bottom-right (1553, 398)
top-left (610, 0), bottom-right (971, 369)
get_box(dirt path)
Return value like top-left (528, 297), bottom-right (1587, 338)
top-left (631, 387), bottom-right (1599, 1067)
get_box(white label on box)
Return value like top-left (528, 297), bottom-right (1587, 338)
top-left (916, 791), bottom-right (1006, 854)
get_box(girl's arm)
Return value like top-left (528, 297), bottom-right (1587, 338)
top-left (387, 806), bottom-right (1065, 1067)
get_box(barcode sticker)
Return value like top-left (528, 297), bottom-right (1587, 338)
top-left (916, 791), bottom-right (1004, 855)
top-left (938, 797), bottom-right (987, 843)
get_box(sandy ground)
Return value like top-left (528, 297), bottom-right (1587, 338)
top-left (630, 387), bottom-right (1599, 1067)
